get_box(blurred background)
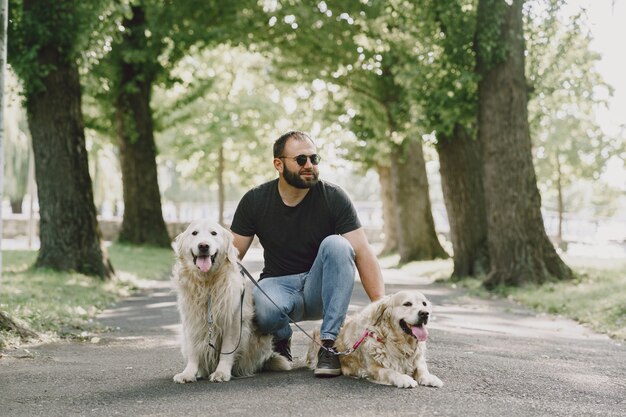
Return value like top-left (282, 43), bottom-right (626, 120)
top-left (2, 0), bottom-right (624, 261)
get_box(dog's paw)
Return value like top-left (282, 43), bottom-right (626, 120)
top-left (418, 373), bottom-right (443, 388)
top-left (209, 370), bottom-right (232, 382)
top-left (392, 374), bottom-right (418, 388)
top-left (173, 372), bottom-right (197, 384)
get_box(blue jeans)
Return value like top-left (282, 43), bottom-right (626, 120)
top-left (252, 235), bottom-right (356, 342)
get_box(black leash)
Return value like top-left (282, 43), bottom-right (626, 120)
top-left (208, 288), bottom-right (245, 355)
top-left (237, 262), bottom-right (352, 356)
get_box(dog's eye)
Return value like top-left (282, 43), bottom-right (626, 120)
top-left (192, 231), bottom-right (198, 236)
top-left (403, 302), bottom-right (412, 307)
top-left (210, 231), bottom-right (217, 236)
top-left (423, 301), bottom-right (427, 306)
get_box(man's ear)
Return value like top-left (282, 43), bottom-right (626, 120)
top-left (273, 158), bottom-right (283, 173)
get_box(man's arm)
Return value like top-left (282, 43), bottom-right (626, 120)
top-left (232, 232), bottom-right (254, 261)
top-left (342, 228), bottom-right (385, 301)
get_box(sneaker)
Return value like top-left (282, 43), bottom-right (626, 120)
top-left (314, 341), bottom-right (341, 377)
top-left (272, 337), bottom-right (292, 362)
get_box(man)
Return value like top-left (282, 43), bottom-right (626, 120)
top-left (231, 130), bottom-right (385, 377)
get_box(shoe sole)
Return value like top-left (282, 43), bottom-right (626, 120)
top-left (314, 368), bottom-right (342, 377)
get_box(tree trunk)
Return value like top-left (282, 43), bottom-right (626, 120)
top-left (437, 125), bottom-right (489, 278)
top-left (391, 139), bottom-right (448, 263)
top-left (476, 0), bottom-right (572, 287)
top-left (115, 6), bottom-right (171, 247)
top-left (377, 164), bottom-right (398, 255)
top-left (25, 47), bottom-right (112, 279)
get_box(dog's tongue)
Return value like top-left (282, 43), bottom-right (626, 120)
top-left (412, 325), bottom-right (428, 342)
top-left (196, 256), bottom-right (212, 273)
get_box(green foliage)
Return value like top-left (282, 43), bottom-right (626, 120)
top-left (8, 0), bottom-right (110, 96)
top-left (525, 2), bottom-right (622, 214)
top-left (474, 0), bottom-right (509, 70)
top-left (256, 0), bottom-right (396, 167)
top-left (394, 0), bottom-right (478, 138)
top-left (257, 0), bottom-right (479, 165)
top-left (154, 46), bottom-right (287, 196)
top-left (83, 0), bottom-right (258, 134)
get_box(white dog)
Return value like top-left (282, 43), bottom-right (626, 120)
top-left (307, 290), bottom-right (443, 388)
top-left (172, 220), bottom-right (291, 383)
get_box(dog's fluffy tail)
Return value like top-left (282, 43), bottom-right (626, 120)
top-left (304, 328), bottom-right (321, 370)
top-left (263, 353), bottom-right (292, 371)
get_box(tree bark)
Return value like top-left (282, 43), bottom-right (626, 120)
top-left (115, 6), bottom-right (171, 247)
top-left (25, 46), bottom-right (113, 279)
top-left (476, 0), bottom-right (572, 287)
top-left (377, 164), bottom-right (398, 255)
top-left (391, 139), bottom-right (448, 263)
top-left (437, 125), bottom-right (489, 277)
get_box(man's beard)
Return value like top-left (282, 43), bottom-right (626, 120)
top-left (283, 164), bottom-right (319, 189)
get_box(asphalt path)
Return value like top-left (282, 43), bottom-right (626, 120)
top-left (1, 251), bottom-right (624, 417)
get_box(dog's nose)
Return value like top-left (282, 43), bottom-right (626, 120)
top-left (198, 243), bottom-right (210, 253)
top-left (419, 311), bottom-right (429, 319)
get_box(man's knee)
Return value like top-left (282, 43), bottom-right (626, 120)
top-left (253, 286), bottom-right (280, 330)
top-left (319, 235), bottom-right (355, 260)
top-left (253, 285), bottom-right (293, 332)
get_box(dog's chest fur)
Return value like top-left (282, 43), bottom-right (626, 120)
top-left (175, 263), bottom-right (244, 349)
top-left (370, 336), bottom-right (424, 373)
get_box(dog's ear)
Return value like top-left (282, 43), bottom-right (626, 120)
top-left (173, 231), bottom-right (185, 257)
top-left (371, 296), bottom-right (391, 327)
top-left (223, 229), bottom-right (240, 264)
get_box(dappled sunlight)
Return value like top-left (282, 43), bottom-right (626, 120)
top-left (161, 324), bottom-right (180, 333)
top-left (377, 258), bottom-right (454, 285)
top-left (431, 300), bottom-right (611, 342)
top-left (145, 301), bottom-right (177, 310)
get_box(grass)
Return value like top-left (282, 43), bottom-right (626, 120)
top-left (504, 257), bottom-right (626, 340)
top-left (3, 244), bottom-right (624, 348)
top-left (441, 256), bottom-right (626, 341)
top-left (0, 244), bottom-right (174, 349)
top-left (379, 252), bottom-right (626, 341)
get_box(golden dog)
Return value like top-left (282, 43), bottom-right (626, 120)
top-left (307, 290), bottom-right (443, 388)
top-left (172, 220), bottom-right (291, 383)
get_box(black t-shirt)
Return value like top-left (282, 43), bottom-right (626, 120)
top-left (231, 179), bottom-right (361, 278)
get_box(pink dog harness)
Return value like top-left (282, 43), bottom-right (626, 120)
top-left (344, 329), bottom-right (384, 355)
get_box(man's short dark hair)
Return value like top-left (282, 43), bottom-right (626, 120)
top-left (273, 131), bottom-right (315, 158)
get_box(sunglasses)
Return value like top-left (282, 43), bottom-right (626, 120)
top-left (278, 154), bottom-right (321, 166)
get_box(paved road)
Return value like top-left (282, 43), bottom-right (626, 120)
top-left (1, 253), bottom-right (624, 417)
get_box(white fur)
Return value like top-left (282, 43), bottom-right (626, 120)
top-left (172, 220), bottom-right (291, 383)
top-left (306, 290), bottom-right (443, 388)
